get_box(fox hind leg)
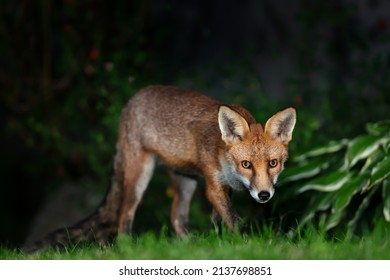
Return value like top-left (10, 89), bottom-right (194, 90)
top-left (169, 171), bottom-right (197, 238)
top-left (118, 151), bottom-right (156, 235)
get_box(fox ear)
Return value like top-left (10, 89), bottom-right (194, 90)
top-left (264, 107), bottom-right (296, 145)
top-left (218, 106), bottom-right (250, 145)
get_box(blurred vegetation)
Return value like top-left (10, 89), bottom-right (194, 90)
top-left (0, 0), bottom-right (389, 247)
top-left (275, 121), bottom-right (390, 237)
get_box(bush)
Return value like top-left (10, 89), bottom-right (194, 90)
top-left (275, 120), bottom-right (390, 236)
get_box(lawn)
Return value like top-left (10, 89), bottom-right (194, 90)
top-left (2, 225), bottom-right (389, 260)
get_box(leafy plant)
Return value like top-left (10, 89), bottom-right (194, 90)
top-left (277, 120), bottom-right (390, 235)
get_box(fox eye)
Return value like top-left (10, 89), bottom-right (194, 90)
top-left (269, 159), bottom-right (278, 168)
top-left (241, 160), bottom-right (253, 169)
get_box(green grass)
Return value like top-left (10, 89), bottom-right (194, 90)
top-left (1, 224), bottom-right (390, 260)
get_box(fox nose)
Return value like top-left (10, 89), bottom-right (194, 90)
top-left (258, 191), bottom-right (271, 202)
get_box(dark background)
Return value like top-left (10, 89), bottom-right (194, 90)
top-left (1, 0), bottom-right (389, 247)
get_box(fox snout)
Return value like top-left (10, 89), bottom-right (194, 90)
top-left (249, 186), bottom-right (275, 203)
top-left (258, 191), bottom-right (271, 202)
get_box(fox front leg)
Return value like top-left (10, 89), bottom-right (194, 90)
top-left (210, 187), bottom-right (240, 234)
top-left (205, 179), bottom-right (242, 234)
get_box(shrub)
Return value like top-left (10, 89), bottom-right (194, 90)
top-left (276, 120), bottom-right (390, 235)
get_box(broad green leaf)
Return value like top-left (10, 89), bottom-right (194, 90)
top-left (297, 212), bottom-right (315, 229)
top-left (297, 192), bottom-right (336, 228)
top-left (315, 192), bottom-right (337, 211)
top-left (279, 158), bottom-right (329, 183)
top-left (344, 135), bottom-right (381, 169)
top-left (297, 171), bottom-right (350, 193)
top-left (366, 120), bottom-right (390, 136)
top-left (360, 149), bottom-right (387, 174)
top-left (383, 180), bottom-right (390, 222)
top-left (326, 209), bottom-right (344, 231)
top-left (294, 139), bottom-right (348, 161)
top-left (348, 184), bottom-right (379, 229)
top-left (370, 155), bottom-right (390, 186)
top-left (384, 140), bottom-right (390, 154)
top-left (333, 173), bottom-right (370, 210)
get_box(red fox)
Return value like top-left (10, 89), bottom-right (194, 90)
top-left (24, 85), bottom-right (296, 252)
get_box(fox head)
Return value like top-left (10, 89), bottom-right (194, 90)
top-left (217, 105), bottom-right (296, 203)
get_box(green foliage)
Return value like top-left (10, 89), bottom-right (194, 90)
top-left (277, 120), bottom-right (390, 234)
